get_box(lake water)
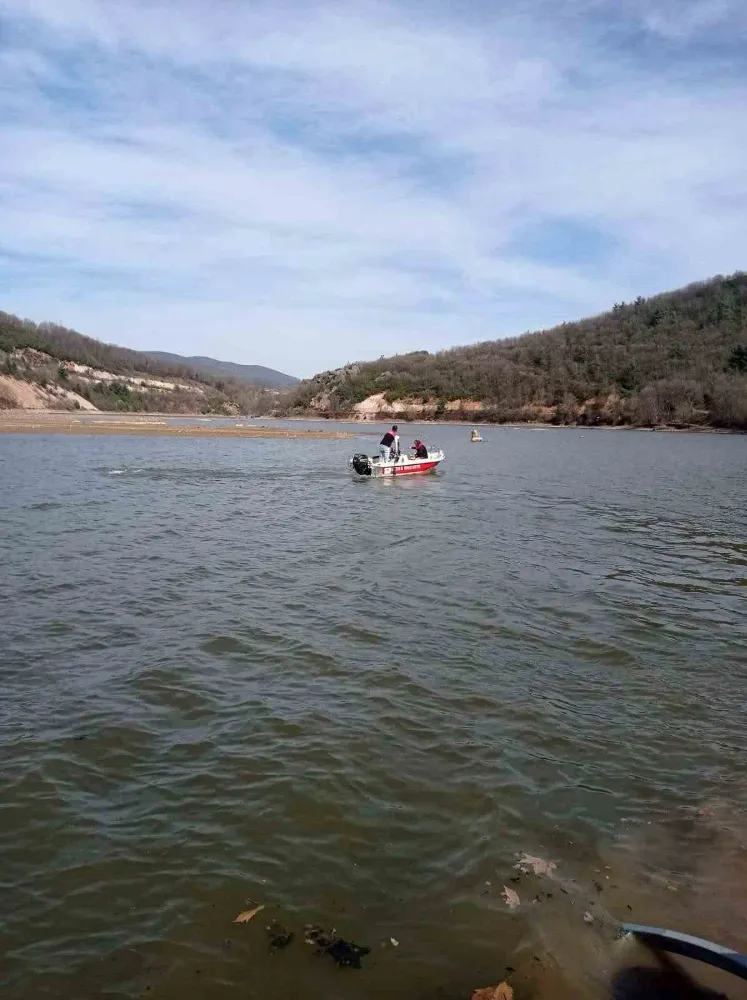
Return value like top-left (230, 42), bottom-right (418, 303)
top-left (1, 423), bottom-right (746, 1000)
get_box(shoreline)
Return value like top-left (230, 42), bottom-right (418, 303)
top-left (0, 410), bottom-right (355, 439)
top-left (0, 408), bottom-right (740, 437)
top-left (278, 413), bottom-right (742, 434)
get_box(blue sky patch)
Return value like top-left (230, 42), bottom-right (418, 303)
top-left (0, 0), bottom-right (745, 374)
top-left (508, 218), bottom-right (619, 268)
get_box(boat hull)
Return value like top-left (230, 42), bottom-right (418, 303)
top-left (348, 450), bottom-right (444, 478)
top-left (375, 458), bottom-right (440, 477)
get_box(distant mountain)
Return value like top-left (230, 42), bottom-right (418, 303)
top-left (147, 352), bottom-right (298, 388)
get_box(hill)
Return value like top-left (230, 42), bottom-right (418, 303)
top-left (147, 352), bottom-right (297, 388)
top-left (285, 272), bottom-right (747, 430)
top-left (0, 312), bottom-right (287, 415)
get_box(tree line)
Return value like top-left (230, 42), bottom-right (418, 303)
top-left (0, 311), bottom-right (280, 415)
top-left (285, 272), bottom-right (747, 429)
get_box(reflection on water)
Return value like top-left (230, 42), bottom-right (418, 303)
top-left (0, 426), bottom-right (745, 999)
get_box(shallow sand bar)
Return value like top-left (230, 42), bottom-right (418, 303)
top-left (0, 410), bottom-right (355, 439)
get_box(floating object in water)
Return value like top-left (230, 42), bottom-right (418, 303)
top-left (470, 429), bottom-right (483, 442)
top-left (472, 983), bottom-right (514, 1000)
top-left (325, 937), bottom-right (371, 968)
top-left (622, 923), bottom-right (747, 981)
top-left (515, 853), bottom-right (557, 877)
top-left (234, 903), bottom-right (265, 923)
top-left (266, 921), bottom-right (295, 950)
top-left (502, 885), bottom-right (520, 910)
top-left (304, 925), bottom-right (371, 968)
top-left (304, 925), bottom-right (336, 948)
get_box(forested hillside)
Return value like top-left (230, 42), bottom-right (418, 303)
top-left (0, 312), bottom-right (284, 414)
top-left (287, 273), bottom-right (747, 429)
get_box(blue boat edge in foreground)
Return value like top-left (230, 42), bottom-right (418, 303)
top-left (621, 922), bottom-right (747, 981)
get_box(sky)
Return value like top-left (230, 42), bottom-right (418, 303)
top-left (0, 0), bottom-right (746, 378)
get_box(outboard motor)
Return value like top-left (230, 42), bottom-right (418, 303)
top-left (352, 453), bottom-right (372, 477)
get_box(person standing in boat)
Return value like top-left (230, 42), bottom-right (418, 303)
top-left (380, 424), bottom-right (400, 461)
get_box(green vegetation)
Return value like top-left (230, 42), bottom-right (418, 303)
top-left (729, 344), bottom-right (747, 373)
top-left (0, 311), bottom-right (285, 415)
top-left (285, 272), bottom-right (747, 429)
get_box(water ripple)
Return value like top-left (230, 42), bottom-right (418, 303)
top-left (0, 427), bottom-right (745, 999)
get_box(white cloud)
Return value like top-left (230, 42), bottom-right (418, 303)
top-left (639, 0), bottom-right (747, 40)
top-left (0, 0), bottom-right (745, 375)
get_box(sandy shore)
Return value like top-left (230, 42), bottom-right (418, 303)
top-left (0, 409), bottom-right (355, 439)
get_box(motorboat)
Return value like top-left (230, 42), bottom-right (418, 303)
top-left (348, 448), bottom-right (445, 478)
top-left (470, 429), bottom-right (483, 442)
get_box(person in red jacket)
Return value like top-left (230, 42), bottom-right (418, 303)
top-left (413, 439), bottom-right (428, 459)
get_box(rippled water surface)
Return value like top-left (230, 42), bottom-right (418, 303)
top-left (1, 424), bottom-right (746, 999)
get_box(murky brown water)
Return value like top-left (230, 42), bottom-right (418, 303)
top-left (1, 424), bottom-right (746, 999)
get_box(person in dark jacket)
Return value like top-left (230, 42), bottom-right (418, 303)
top-left (380, 425), bottom-right (399, 461)
top-left (413, 439), bottom-right (428, 458)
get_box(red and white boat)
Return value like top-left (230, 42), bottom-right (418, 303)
top-left (348, 448), bottom-right (445, 478)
